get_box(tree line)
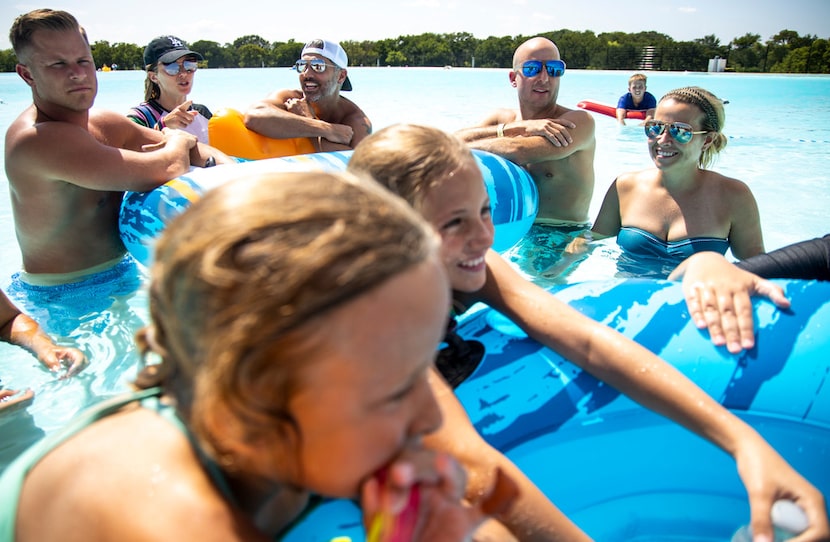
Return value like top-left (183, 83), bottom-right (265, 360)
top-left (1, 28), bottom-right (827, 74)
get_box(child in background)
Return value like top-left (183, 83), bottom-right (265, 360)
top-left (616, 72), bottom-right (656, 125)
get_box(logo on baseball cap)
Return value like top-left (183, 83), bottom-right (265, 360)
top-left (144, 36), bottom-right (203, 68)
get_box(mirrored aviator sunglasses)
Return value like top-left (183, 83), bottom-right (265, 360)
top-left (161, 60), bottom-right (198, 76)
top-left (520, 60), bottom-right (566, 78)
top-left (294, 58), bottom-right (331, 73)
top-left (644, 120), bottom-right (708, 144)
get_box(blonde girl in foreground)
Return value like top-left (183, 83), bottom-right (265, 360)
top-left (0, 171), bottom-right (517, 541)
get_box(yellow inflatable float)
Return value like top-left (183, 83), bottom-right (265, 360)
top-left (207, 108), bottom-right (316, 160)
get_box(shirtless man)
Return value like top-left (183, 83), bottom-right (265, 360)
top-left (244, 39), bottom-right (372, 152)
top-left (5, 9), bottom-right (230, 278)
top-left (455, 37), bottom-right (596, 224)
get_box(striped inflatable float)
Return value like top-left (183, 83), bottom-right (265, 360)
top-left (119, 150), bottom-right (538, 267)
top-left (282, 278), bottom-right (830, 541)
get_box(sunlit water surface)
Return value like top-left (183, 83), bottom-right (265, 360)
top-left (1, 68), bottom-right (828, 473)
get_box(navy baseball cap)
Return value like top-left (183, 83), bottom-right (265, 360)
top-left (144, 36), bottom-right (203, 68)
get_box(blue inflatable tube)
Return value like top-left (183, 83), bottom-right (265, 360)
top-left (119, 150), bottom-right (538, 267)
top-left (282, 278), bottom-right (830, 541)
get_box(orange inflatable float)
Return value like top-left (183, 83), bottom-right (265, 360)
top-left (207, 108), bottom-right (316, 160)
top-left (577, 100), bottom-right (647, 120)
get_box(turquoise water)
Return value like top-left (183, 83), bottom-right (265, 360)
top-left (1, 68), bottom-right (829, 470)
top-left (283, 278), bottom-right (830, 541)
top-left (3, 68), bottom-right (830, 275)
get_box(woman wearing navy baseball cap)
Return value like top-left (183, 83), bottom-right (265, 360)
top-left (127, 35), bottom-right (212, 143)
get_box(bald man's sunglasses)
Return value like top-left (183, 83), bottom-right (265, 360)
top-left (519, 60), bottom-right (566, 78)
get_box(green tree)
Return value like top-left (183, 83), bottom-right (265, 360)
top-left (658, 41), bottom-right (709, 71)
top-left (109, 42), bottom-right (143, 70)
top-left (550, 30), bottom-right (601, 69)
top-left (392, 35), bottom-right (418, 66)
top-left (1, 27), bottom-right (828, 74)
top-left (447, 32), bottom-right (477, 67)
top-left (775, 38), bottom-right (829, 73)
top-left (343, 40), bottom-right (381, 67)
top-left (236, 44), bottom-right (268, 68)
top-left (770, 30), bottom-right (801, 47)
top-left (90, 40), bottom-right (113, 69)
top-left (695, 34), bottom-right (729, 62)
top-left (191, 40), bottom-right (233, 68)
top-left (409, 33), bottom-right (453, 66)
top-left (729, 33), bottom-right (763, 71)
top-left (233, 35), bottom-right (270, 49)
top-left (696, 34), bottom-right (721, 48)
top-left (0, 49), bottom-right (17, 72)
top-left (474, 36), bottom-right (516, 68)
top-left (602, 40), bottom-right (639, 69)
top-left (271, 40), bottom-right (303, 67)
top-left (385, 50), bottom-right (407, 66)
top-left (370, 38), bottom-right (396, 67)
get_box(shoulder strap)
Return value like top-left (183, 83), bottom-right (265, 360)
top-left (0, 388), bottom-right (163, 538)
top-left (129, 103), bottom-right (159, 128)
top-left (141, 391), bottom-right (239, 506)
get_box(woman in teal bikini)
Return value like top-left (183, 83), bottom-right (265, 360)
top-left (581, 86), bottom-right (764, 269)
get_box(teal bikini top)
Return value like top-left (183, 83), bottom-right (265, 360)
top-left (617, 226), bottom-right (729, 264)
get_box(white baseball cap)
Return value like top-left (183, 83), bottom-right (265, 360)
top-left (301, 39), bottom-right (352, 91)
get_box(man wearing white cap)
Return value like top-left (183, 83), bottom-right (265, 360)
top-left (244, 39), bottom-right (372, 151)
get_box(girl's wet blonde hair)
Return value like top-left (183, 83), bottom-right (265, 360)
top-left (347, 123), bottom-right (477, 212)
top-left (661, 86), bottom-right (727, 168)
top-left (135, 170), bottom-right (436, 469)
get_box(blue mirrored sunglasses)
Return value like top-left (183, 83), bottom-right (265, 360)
top-left (161, 60), bottom-right (198, 76)
top-left (520, 60), bottom-right (566, 78)
top-left (644, 120), bottom-right (708, 144)
top-left (294, 58), bottom-right (336, 73)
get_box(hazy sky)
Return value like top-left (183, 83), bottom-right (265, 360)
top-left (3, 0), bottom-right (828, 48)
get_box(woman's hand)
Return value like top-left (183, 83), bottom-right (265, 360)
top-left (669, 252), bottom-right (790, 353)
top-left (161, 100), bottom-right (197, 130)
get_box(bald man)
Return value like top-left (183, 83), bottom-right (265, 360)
top-left (456, 37), bottom-right (596, 224)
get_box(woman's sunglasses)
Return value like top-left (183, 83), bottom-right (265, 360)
top-left (294, 58), bottom-right (336, 73)
top-left (161, 60), bottom-right (198, 76)
top-left (644, 120), bottom-right (708, 144)
top-left (519, 60), bottom-right (566, 78)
